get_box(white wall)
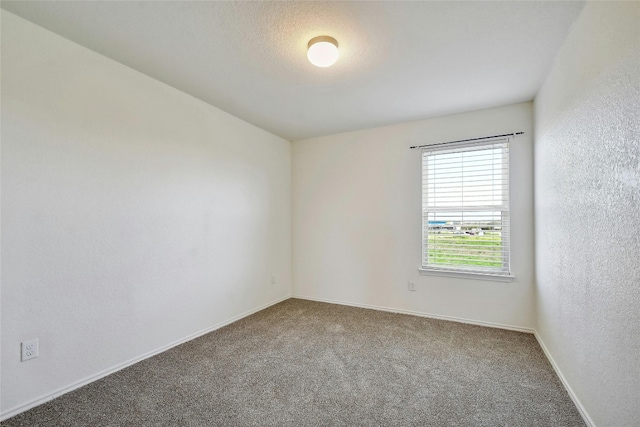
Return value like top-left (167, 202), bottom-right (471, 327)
top-left (292, 102), bottom-right (534, 330)
top-left (534, 2), bottom-right (640, 426)
top-left (1, 11), bottom-right (291, 417)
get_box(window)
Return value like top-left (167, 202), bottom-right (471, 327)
top-left (421, 137), bottom-right (511, 277)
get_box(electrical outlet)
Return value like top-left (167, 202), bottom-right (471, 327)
top-left (408, 281), bottom-right (416, 292)
top-left (21, 339), bottom-right (39, 362)
top-left (271, 275), bottom-right (276, 284)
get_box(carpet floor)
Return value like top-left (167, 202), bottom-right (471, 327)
top-left (3, 299), bottom-right (584, 426)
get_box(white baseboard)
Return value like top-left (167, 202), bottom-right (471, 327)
top-left (0, 294), bottom-right (291, 422)
top-left (534, 332), bottom-right (596, 427)
top-left (292, 294), bottom-right (534, 333)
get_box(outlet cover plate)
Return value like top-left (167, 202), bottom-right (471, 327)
top-left (21, 339), bottom-right (39, 362)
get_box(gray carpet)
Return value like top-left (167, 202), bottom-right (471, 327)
top-left (3, 299), bottom-right (584, 426)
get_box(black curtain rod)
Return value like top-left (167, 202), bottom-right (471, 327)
top-left (409, 132), bottom-right (524, 149)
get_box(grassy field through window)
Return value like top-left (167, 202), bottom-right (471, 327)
top-left (427, 233), bottom-right (503, 267)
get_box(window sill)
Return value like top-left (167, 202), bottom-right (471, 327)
top-left (418, 267), bottom-right (516, 282)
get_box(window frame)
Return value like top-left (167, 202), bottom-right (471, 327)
top-left (418, 137), bottom-right (515, 282)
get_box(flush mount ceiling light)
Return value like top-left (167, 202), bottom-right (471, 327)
top-left (307, 36), bottom-right (339, 67)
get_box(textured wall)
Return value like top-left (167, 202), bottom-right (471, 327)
top-left (534, 2), bottom-right (640, 426)
top-left (1, 12), bottom-right (291, 417)
top-left (293, 103), bottom-right (535, 330)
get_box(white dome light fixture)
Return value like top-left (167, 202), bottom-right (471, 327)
top-left (307, 36), bottom-right (339, 67)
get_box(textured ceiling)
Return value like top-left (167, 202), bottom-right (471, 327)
top-left (1, 1), bottom-right (585, 141)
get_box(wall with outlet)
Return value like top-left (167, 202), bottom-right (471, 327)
top-left (292, 102), bottom-right (535, 329)
top-left (1, 11), bottom-right (291, 417)
top-left (534, 2), bottom-right (640, 425)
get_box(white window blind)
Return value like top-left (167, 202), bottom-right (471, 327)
top-left (421, 138), bottom-right (510, 275)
